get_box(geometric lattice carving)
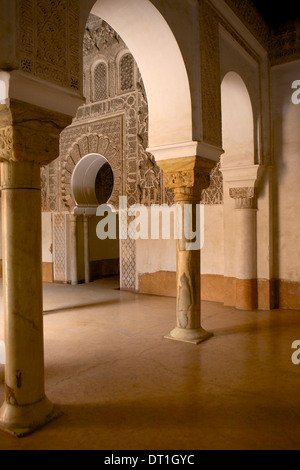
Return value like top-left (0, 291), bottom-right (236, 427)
top-left (120, 53), bottom-right (134, 92)
top-left (93, 62), bottom-right (108, 102)
top-left (53, 213), bottom-right (67, 282)
top-left (120, 219), bottom-right (136, 291)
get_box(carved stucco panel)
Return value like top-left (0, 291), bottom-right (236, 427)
top-left (60, 124), bottom-right (123, 212)
top-left (17, 0), bottom-right (80, 90)
top-left (199, 1), bottom-right (222, 148)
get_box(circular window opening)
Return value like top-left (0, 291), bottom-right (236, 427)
top-left (71, 153), bottom-right (115, 214)
top-left (95, 162), bottom-right (114, 205)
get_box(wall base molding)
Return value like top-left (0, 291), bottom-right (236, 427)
top-left (138, 271), bottom-right (176, 298)
top-left (42, 262), bottom-right (54, 283)
top-left (0, 262), bottom-right (298, 310)
top-left (138, 271), bottom-right (300, 311)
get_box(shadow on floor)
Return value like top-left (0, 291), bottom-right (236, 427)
top-left (43, 298), bottom-right (127, 315)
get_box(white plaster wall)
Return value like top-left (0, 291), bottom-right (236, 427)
top-left (201, 205), bottom-right (224, 275)
top-left (222, 187), bottom-right (236, 279)
top-left (41, 213), bottom-right (53, 263)
top-left (135, 206), bottom-right (176, 275)
top-left (135, 205), bottom-right (224, 278)
top-left (219, 29), bottom-right (273, 282)
top-left (136, 238), bottom-right (176, 276)
top-left (272, 61), bottom-right (300, 282)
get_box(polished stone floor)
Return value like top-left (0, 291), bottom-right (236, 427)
top-left (0, 276), bottom-right (299, 450)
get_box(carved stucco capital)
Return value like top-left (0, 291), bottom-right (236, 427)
top-left (164, 170), bottom-right (211, 203)
top-left (229, 187), bottom-right (257, 209)
top-left (0, 126), bottom-right (13, 161)
top-left (0, 100), bottom-right (71, 165)
top-left (158, 156), bottom-right (216, 203)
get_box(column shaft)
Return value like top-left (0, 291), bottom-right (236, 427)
top-left (69, 214), bottom-right (78, 285)
top-left (83, 215), bottom-right (90, 284)
top-left (0, 161), bottom-right (56, 437)
top-left (158, 156), bottom-right (216, 344)
top-left (230, 187), bottom-right (258, 310)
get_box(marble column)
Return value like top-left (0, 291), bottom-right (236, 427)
top-left (83, 215), bottom-right (90, 284)
top-left (230, 187), bottom-right (258, 310)
top-left (158, 156), bottom-right (215, 344)
top-left (0, 161), bottom-right (59, 436)
top-left (69, 214), bottom-right (78, 286)
top-left (0, 99), bottom-right (71, 437)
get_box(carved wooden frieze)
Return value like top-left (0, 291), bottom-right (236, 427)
top-left (270, 20), bottom-right (300, 65)
top-left (224, 0), bottom-right (269, 47)
top-left (224, 0), bottom-right (300, 65)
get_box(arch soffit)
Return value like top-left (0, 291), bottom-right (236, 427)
top-left (221, 71), bottom-right (255, 166)
top-left (88, 0), bottom-right (193, 150)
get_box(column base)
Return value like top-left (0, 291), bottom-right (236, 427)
top-left (164, 327), bottom-right (213, 345)
top-left (0, 396), bottom-right (62, 438)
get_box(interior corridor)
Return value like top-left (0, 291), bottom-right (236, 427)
top-left (0, 278), bottom-right (299, 450)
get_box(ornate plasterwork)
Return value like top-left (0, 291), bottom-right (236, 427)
top-left (17, 0), bottom-right (80, 90)
top-left (159, 156), bottom-right (215, 203)
top-left (136, 74), bottom-right (163, 206)
top-left (199, 1), bottom-right (222, 149)
top-left (83, 16), bottom-right (120, 56)
top-left (61, 130), bottom-right (121, 212)
top-left (164, 170), bottom-right (210, 193)
top-left (201, 161), bottom-right (223, 205)
top-left (41, 160), bottom-right (59, 212)
top-left (53, 213), bottom-right (67, 282)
